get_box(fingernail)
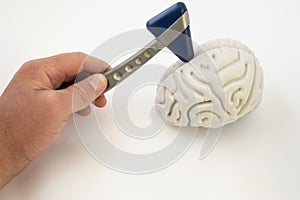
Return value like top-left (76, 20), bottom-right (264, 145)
top-left (89, 74), bottom-right (106, 90)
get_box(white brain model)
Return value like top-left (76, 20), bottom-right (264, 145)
top-left (155, 39), bottom-right (263, 128)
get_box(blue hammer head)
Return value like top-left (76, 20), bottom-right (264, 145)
top-left (146, 2), bottom-right (194, 62)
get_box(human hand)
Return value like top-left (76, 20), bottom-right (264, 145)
top-left (0, 52), bottom-right (109, 188)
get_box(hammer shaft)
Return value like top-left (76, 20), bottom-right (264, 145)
top-left (58, 10), bottom-right (190, 92)
top-left (104, 10), bottom-right (190, 92)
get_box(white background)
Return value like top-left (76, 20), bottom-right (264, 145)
top-left (1, 0), bottom-right (300, 199)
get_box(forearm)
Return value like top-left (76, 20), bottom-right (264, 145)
top-left (0, 111), bottom-right (30, 189)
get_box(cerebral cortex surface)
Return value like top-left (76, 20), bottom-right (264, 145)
top-left (155, 39), bottom-right (263, 128)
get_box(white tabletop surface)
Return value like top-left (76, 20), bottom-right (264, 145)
top-left (1, 0), bottom-right (300, 199)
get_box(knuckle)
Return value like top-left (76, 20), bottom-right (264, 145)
top-left (72, 52), bottom-right (87, 59)
top-left (19, 60), bottom-right (41, 75)
top-left (20, 60), bottom-right (36, 71)
top-left (23, 59), bottom-right (41, 68)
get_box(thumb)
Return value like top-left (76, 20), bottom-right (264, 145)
top-left (64, 74), bottom-right (107, 113)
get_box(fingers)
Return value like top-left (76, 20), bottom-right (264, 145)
top-left (76, 94), bottom-right (107, 117)
top-left (73, 58), bottom-right (111, 84)
top-left (32, 52), bottom-right (87, 85)
top-left (94, 95), bottom-right (107, 107)
top-left (77, 95), bottom-right (107, 116)
top-left (29, 52), bottom-right (110, 89)
top-left (61, 74), bottom-right (107, 113)
top-left (76, 95), bottom-right (107, 116)
top-left (81, 55), bottom-right (111, 74)
top-left (23, 52), bottom-right (111, 115)
top-left (77, 106), bottom-right (92, 116)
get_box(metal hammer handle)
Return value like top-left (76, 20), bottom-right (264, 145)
top-left (104, 10), bottom-right (189, 92)
top-left (58, 11), bottom-right (190, 92)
